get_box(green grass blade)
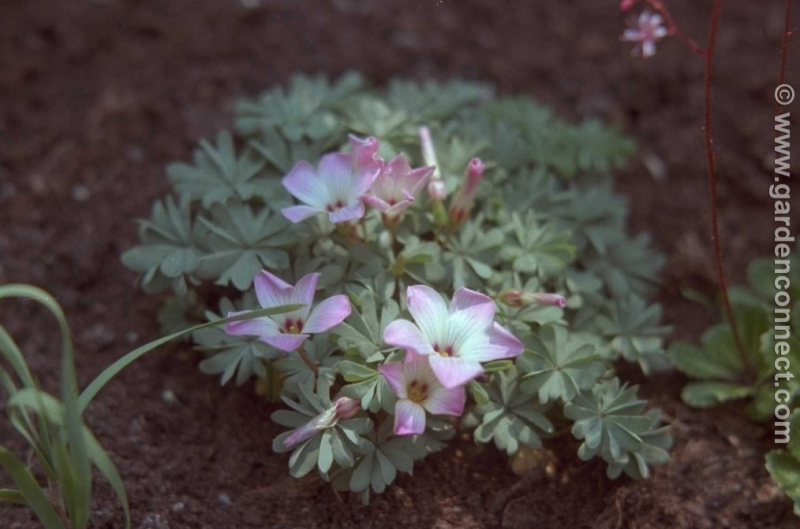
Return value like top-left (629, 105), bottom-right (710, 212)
top-left (0, 285), bottom-right (91, 528)
top-left (0, 447), bottom-right (66, 529)
top-left (78, 302), bottom-right (303, 410)
top-left (0, 488), bottom-right (25, 504)
top-left (84, 431), bottom-right (130, 529)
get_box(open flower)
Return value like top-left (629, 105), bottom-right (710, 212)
top-left (225, 270), bottom-right (351, 352)
top-left (379, 354), bottom-right (465, 436)
top-left (361, 155), bottom-right (434, 222)
top-left (283, 396), bottom-right (361, 448)
top-left (281, 147), bottom-right (381, 224)
top-left (449, 158), bottom-right (484, 226)
top-left (621, 10), bottom-right (668, 58)
top-left (384, 285), bottom-right (524, 389)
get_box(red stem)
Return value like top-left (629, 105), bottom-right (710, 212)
top-left (702, 0), bottom-right (751, 377)
top-left (776, 0), bottom-right (793, 114)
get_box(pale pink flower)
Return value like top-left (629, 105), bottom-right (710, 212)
top-left (449, 158), bottom-right (484, 225)
top-left (361, 155), bottom-right (434, 222)
top-left (384, 286), bottom-right (524, 389)
top-left (281, 141), bottom-right (381, 224)
top-left (226, 270), bottom-right (351, 352)
top-left (379, 354), bottom-right (465, 436)
top-left (349, 134), bottom-right (381, 170)
top-left (283, 397), bottom-right (361, 448)
top-left (622, 10), bottom-right (668, 58)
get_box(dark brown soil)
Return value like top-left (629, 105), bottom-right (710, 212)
top-left (1, 0), bottom-right (799, 527)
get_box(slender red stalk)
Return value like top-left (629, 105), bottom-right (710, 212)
top-left (702, 0), bottom-right (751, 376)
top-left (775, 0), bottom-right (793, 114)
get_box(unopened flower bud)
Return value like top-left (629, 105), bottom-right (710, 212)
top-left (498, 289), bottom-right (567, 309)
top-left (428, 179), bottom-right (446, 201)
top-left (620, 0), bottom-right (636, 11)
top-left (532, 293), bottom-right (567, 308)
top-left (332, 396), bottom-right (360, 419)
top-left (449, 158), bottom-right (484, 226)
top-left (283, 396), bottom-right (361, 448)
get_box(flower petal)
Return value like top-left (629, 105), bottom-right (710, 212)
top-left (485, 322), bottom-right (524, 360)
top-left (303, 295), bottom-right (351, 333)
top-left (394, 399), bottom-right (426, 436)
top-left (319, 152), bottom-right (355, 187)
top-left (384, 320), bottom-right (435, 356)
top-left (282, 161), bottom-right (326, 207)
top-left (254, 270), bottom-right (292, 309)
top-left (450, 287), bottom-right (496, 330)
top-left (328, 201), bottom-right (365, 223)
top-left (225, 312), bottom-right (280, 337)
top-left (428, 356), bottom-right (483, 389)
top-left (292, 273), bottom-right (320, 312)
top-left (406, 285), bottom-right (448, 343)
top-left (361, 194), bottom-right (391, 213)
top-left (378, 362), bottom-right (408, 398)
top-left (261, 333), bottom-right (308, 352)
top-left (282, 205), bottom-right (323, 223)
top-left (424, 386), bottom-right (466, 416)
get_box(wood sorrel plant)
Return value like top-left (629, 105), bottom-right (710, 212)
top-left (122, 75), bottom-right (673, 503)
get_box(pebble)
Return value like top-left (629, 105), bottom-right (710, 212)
top-left (171, 502), bottom-right (185, 513)
top-left (125, 330), bottom-right (140, 344)
top-left (218, 492), bottom-right (232, 506)
top-left (71, 184), bottom-right (91, 202)
top-left (161, 389), bottom-right (179, 405)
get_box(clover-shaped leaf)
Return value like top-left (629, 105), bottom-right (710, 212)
top-left (444, 218), bottom-right (504, 290)
top-left (595, 295), bottom-right (670, 367)
top-left (565, 378), bottom-right (670, 475)
top-left (465, 368), bottom-right (554, 455)
top-left (197, 201), bottom-right (292, 290)
top-left (121, 196), bottom-right (203, 295)
top-left (517, 325), bottom-right (605, 404)
top-left (333, 289), bottom-right (400, 361)
top-left (167, 131), bottom-right (269, 207)
top-left (500, 213), bottom-right (575, 280)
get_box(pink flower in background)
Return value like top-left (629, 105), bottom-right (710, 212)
top-left (622, 10), bottom-right (668, 58)
top-left (225, 271), bottom-right (351, 352)
top-left (449, 158), bottom-right (484, 225)
top-left (283, 397), bottom-right (361, 448)
top-left (384, 285), bottom-right (523, 389)
top-left (379, 354), bottom-right (465, 436)
top-left (281, 146), bottom-right (381, 224)
top-left (349, 134), bottom-right (381, 170)
top-left (361, 155), bottom-right (434, 221)
top-left (620, 0), bottom-right (637, 12)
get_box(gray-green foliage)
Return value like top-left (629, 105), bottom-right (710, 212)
top-left (668, 250), bottom-right (800, 515)
top-left (122, 73), bottom-right (672, 502)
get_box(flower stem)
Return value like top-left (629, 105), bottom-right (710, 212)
top-left (701, 0), bottom-right (751, 379)
top-left (297, 347), bottom-right (318, 375)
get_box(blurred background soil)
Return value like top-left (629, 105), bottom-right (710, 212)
top-left (0, 0), bottom-right (798, 527)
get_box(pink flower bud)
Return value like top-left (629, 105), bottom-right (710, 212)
top-left (333, 397), bottom-right (360, 419)
top-left (282, 396), bottom-right (361, 448)
top-left (499, 289), bottom-right (525, 307)
top-left (532, 293), bottom-right (567, 308)
top-left (449, 158), bottom-right (484, 225)
top-left (620, 0), bottom-right (636, 11)
top-left (428, 179), bottom-right (446, 201)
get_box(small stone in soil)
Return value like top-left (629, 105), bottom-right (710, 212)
top-left (71, 183), bottom-right (91, 201)
top-left (218, 492), bottom-right (232, 506)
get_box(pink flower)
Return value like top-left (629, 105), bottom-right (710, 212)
top-left (384, 286), bottom-right (524, 389)
top-left (281, 143), bottom-right (381, 224)
top-left (349, 134), bottom-right (381, 170)
top-left (361, 155), bottom-right (434, 222)
top-left (379, 354), bottom-right (465, 436)
top-left (225, 270), bottom-right (351, 352)
top-left (449, 158), bottom-right (484, 225)
top-left (622, 10), bottom-right (668, 58)
top-left (620, 0), bottom-right (636, 11)
top-left (283, 397), bottom-right (361, 448)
